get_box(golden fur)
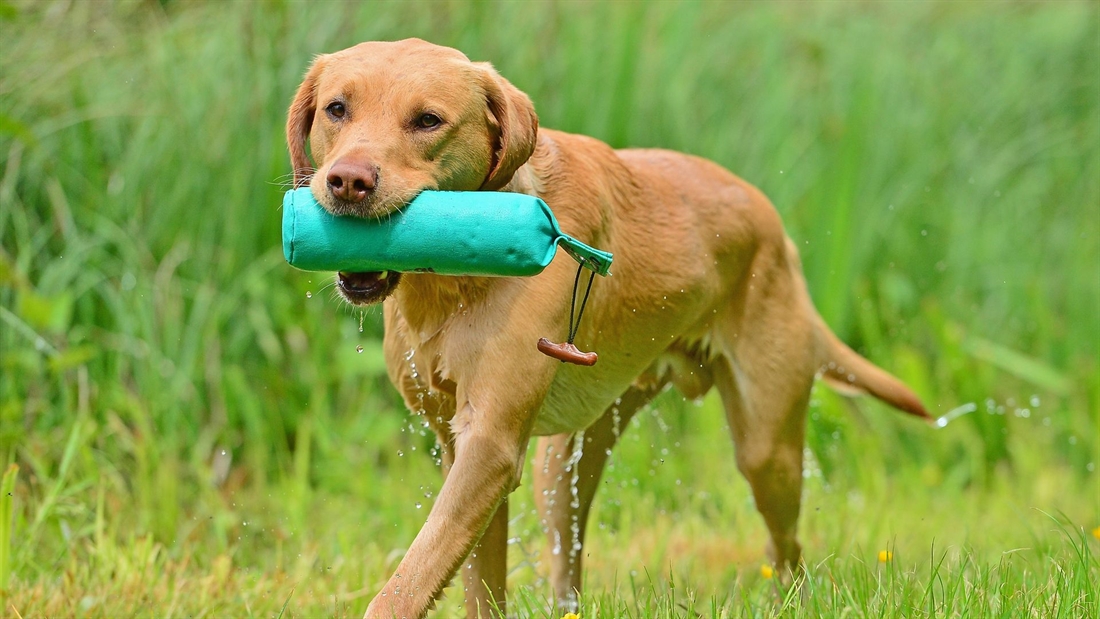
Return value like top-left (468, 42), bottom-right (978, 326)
top-left (286, 38), bottom-right (929, 619)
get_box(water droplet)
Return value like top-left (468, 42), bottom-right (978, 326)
top-left (306, 291), bottom-right (312, 298)
top-left (934, 402), bottom-right (977, 428)
top-left (415, 502), bottom-right (422, 509)
top-left (356, 345), bottom-right (364, 353)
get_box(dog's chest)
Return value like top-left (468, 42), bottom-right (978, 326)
top-left (533, 366), bottom-right (622, 435)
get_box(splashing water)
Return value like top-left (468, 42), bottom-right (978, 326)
top-left (934, 402), bottom-right (977, 428)
top-left (610, 400), bottom-right (623, 442)
top-left (566, 429), bottom-right (585, 565)
top-left (540, 442), bottom-right (554, 476)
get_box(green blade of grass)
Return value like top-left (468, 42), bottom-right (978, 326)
top-left (0, 464), bottom-right (18, 595)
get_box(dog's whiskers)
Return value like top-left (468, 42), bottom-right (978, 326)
top-left (269, 168), bottom-right (316, 189)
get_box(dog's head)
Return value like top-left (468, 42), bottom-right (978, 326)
top-left (286, 38), bottom-right (539, 305)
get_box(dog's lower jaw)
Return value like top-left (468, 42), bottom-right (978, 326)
top-left (336, 271), bottom-right (402, 305)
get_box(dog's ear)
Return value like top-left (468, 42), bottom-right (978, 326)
top-left (476, 63), bottom-right (538, 191)
top-left (286, 56), bottom-right (327, 188)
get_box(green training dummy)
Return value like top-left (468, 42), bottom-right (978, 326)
top-left (281, 187), bottom-right (611, 277)
top-left (281, 187), bottom-right (613, 365)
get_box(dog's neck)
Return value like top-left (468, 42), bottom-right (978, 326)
top-left (390, 131), bottom-right (607, 347)
top-left (392, 271), bottom-right (489, 345)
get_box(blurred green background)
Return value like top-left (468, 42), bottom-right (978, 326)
top-left (1, 0), bottom-right (1097, 616)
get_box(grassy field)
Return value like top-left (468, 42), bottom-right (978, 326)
top-left (1, 0), bottom-right (1097, 617)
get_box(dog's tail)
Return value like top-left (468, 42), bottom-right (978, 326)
top-left (814, 315), bottom-right (932, 421)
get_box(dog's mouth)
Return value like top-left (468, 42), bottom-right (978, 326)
top-left (322, 197), bottom-right (392, 219)
top-left (336, 270), bottom-right (402, 306)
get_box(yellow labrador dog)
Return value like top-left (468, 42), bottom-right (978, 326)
top-left (286, 38), bottom-right (930, 619)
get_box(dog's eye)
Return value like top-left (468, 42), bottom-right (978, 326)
top-left (326, 101), bottom-right (346, 120)
top-left (415, 113), bottom-right (442, 129)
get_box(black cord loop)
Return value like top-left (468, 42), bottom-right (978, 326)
top-left (567, 258), bottom-right (599, 344)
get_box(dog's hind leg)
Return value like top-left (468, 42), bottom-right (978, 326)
top-left (532, 385), bottom-right (655, 610)
top-left (713, 354), bottom-right (811, 580)
top-left (712, 286), bottom-right (817, 580)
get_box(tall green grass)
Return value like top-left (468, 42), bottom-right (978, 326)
top-left (1, 0), bottom-right (1096, 615)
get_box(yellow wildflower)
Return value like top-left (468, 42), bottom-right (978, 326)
top-left (1092, 526), bottom-right (1100, 541)
top-left (760, 564), bottom-right (774, 579)
top-left (562, 614), bottom-right (580, 619)
top-left (878, 550), bottom-right (894, 563)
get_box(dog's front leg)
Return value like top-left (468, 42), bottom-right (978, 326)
top-left (364, 405), bottom-right (531, 619)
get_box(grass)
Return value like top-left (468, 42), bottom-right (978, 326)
top-left (1, 0), bottom-right (1097, 616)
